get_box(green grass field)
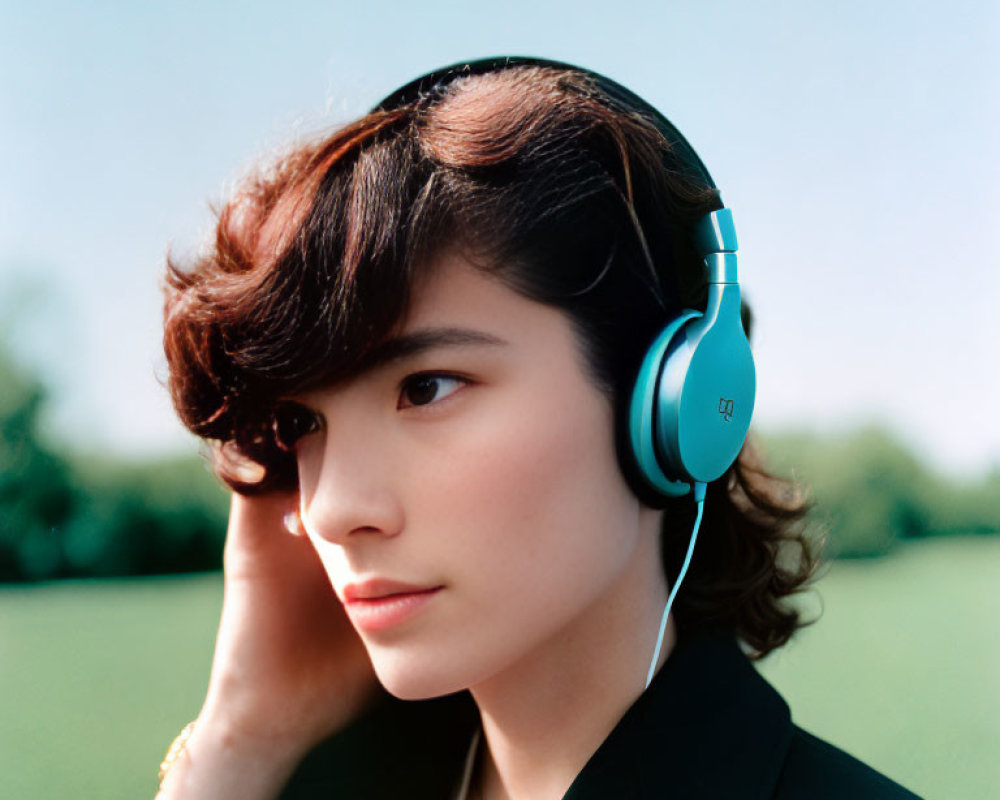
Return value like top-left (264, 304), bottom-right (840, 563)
top-left (1, 536), bottom-right (996, 799)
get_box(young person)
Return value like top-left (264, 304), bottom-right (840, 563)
top-left (156, 57), bottom-right (923, 799)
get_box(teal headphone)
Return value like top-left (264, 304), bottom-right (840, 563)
top-left (629, 206), bottom-right (754, 498)
top-left (374, 56), bottom-right (755, 502)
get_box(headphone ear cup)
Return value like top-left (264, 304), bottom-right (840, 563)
top-left (629, 298), bottom-right (756, 497)
top-left (656, 307), bottom-right (755, 484)
top-left (628, 310), bottom-right (701, 498)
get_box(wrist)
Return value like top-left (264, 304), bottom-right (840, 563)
top-left (156, 714), bottom-right (305, 800)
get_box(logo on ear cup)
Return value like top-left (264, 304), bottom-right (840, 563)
top-left (718, 397), bottom-right (734, 422)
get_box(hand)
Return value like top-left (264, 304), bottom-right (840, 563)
top-left (194, 490), bottom-right (379, 772)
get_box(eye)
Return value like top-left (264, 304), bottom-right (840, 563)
top-left (397, 373), bottom-right (467, 409)
top-left (272, 402), bottom-right (324, 451)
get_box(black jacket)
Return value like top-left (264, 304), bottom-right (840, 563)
top-left (281, 629), bottom-right (923, 799)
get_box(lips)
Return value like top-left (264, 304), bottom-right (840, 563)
top-left (341, 580), bottom-right (444, 633)
top-left (343, 578), bottom-right (442, 602)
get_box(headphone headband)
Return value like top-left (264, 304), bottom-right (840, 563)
top-left (375, 56), bottom-right (753, 502)
top-left (372, 55), bottom-right (718, 192)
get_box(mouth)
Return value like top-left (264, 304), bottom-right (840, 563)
top-left (343, 578), bottom-right (442, 602)
top-left (343, 586), bottom-right (444, 633)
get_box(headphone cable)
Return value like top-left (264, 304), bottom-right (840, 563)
top-left (645, 481), bottom-right (707, 689)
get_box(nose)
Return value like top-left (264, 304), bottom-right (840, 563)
top-left (296, 426), bottom-right (405, 545)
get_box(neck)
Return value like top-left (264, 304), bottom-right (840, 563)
top-left (467, 513), bottom-right (674, 800)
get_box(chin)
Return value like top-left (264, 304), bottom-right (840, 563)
top-left (367, 642), bottom-right (492, 701)
top-left (374, 662), bottom-right (468, 701)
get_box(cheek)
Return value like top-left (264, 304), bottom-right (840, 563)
top-left (414, 382), bottom-right (637, 619)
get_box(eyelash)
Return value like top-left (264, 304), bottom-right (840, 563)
top-left (397, 372), bottom-right (470, 410)
top-left (272, 403), bottom-right (323, 451)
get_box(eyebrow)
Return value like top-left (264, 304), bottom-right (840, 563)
top-left (360, 326), bottom-right (509, 372)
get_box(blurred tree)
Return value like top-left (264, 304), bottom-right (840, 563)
top-left (61, 454), bottom-right (228, 577)
top-left (759, 425), bottom-right (998, 558)
top-left (920, 466), bottom-right (1000, 537)
top-left (0, 338), bottom-right (228, 581)
top-left (0, 344), bottom-right (79, 579)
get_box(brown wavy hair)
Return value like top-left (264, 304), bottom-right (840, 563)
top-left (163, 64), bottom-right (822, 658)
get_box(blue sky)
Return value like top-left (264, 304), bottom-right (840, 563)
top-left (1, 0), bottom-right (998, 475)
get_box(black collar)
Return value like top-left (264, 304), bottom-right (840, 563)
top-left (562, 629), bottom-right (793, 799)
top-left (280, 629), bottom-right (793, 799)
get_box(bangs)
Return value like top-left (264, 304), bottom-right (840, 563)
top-left (229, 133), bottom-right (447, 389)
top-left (163, 112), bottom-right (454, 490)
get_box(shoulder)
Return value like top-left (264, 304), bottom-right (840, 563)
top-left (773, 725), bottom-right (924, 799)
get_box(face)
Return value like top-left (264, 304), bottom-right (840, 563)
top-left (292, 250), bottom-right (654, 700)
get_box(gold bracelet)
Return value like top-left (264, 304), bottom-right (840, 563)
top-left (158, 720), bottom-right (197, 789)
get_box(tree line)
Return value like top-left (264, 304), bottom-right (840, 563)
top-left (759, 428), bottom-right (999, 558)
top-left (1, 344), bottom-right (996, 581)
top-left (0, 345), bottom-right (228, 580)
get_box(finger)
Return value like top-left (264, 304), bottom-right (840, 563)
top-left (224, 491), bottom-right (308, 575)
top-left (228, 491), bottom-right (298, 542)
